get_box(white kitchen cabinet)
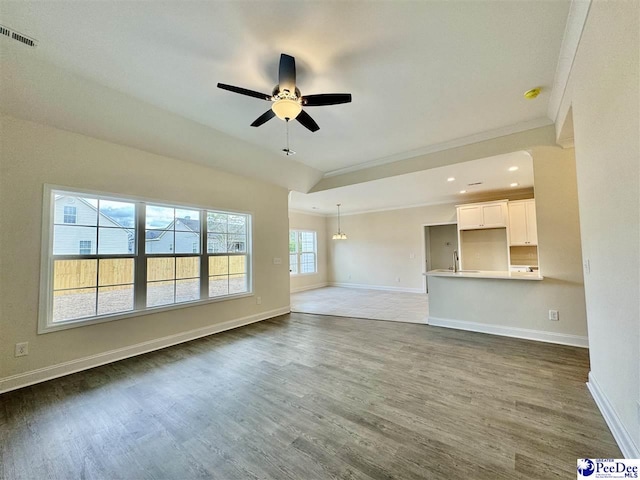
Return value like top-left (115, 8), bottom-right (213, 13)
top-left (456, 200), bottom-right (508, 230)
top-left (508, 199), bottom-right (538, 245)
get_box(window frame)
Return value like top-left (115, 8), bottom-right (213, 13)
top-left (289, 229), bottom-right (318, 276)
top-left (39, 184), bottom-right (253, 334)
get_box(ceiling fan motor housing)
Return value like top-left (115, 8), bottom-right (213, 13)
top-left (217, 53), bottom-right (351, 133)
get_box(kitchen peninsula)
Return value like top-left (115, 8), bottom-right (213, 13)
top-left (424, 194), bottom-right (586, 348)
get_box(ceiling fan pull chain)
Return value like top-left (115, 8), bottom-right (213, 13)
top-left (283, 119), bottom-right (296, 156)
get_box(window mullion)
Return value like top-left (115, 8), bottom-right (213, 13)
top-left (134, 202), bottom-right (147, 309)
top-left (298, 231), bottom-right (302, 274)
top-left (200, 209), bottom-right (208, 299)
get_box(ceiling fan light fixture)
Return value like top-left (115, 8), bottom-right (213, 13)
top-left (272, 99), bottom-right (302, 121)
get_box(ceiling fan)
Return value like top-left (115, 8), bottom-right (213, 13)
top-left (217, 53), bottom-right (352, 132)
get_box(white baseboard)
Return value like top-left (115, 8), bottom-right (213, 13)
top-left (329, 282), bottom-right (424, 294)
top-left (587, 372), bottom-right (640, 458)
top-left (428, 316), bottom-right (589, 348)
top-left (0, 307), bottom-right (291, 394)
top-left (290, 282), bottom-right (329, 293)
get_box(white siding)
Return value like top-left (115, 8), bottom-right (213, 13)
top-left (53, 197), bottom-right (130, 254)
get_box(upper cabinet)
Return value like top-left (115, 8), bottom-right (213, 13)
top-left (508, 199), bottom-right (538, 245)
top-left (456, 200), bottom-right (508, 230)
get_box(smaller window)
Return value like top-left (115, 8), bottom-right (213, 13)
top-left (63, 206), bottom-right (77, 224)
top-left (79, 240), bottom-right (92, 255)
top-left (289, 230), bottom-right (317, 275)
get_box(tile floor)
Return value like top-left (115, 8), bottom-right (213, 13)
top-left (290, 286), bottom-right (429, 324)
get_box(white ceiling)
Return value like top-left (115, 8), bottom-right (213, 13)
top-left (0, 1), bottom-right (570, 176)
top-left (290, 150), bottom-right (534, 215)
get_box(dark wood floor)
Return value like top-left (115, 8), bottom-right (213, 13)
top-left (1, 313), bottom-right (620, 479)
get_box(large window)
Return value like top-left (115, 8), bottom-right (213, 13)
top-left (40, 187), bottom-right (252, 332)
top-left (289, 230), bottom-right (317, 275)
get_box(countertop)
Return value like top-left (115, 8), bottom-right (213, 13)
top-left (424, 269), bottom-right (543, 281)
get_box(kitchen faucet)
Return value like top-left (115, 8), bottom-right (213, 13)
top-left (452, 250), bottom-right (459, 273)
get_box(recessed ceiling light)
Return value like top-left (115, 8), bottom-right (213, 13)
top-left (510, 182), bottom-right (519, 187)
top-left (508, 166), bottom-right (519, 172)
top-left (459, 190), bottom-right (467, 194)
top-left (447, 177), bottom-right (455, 182)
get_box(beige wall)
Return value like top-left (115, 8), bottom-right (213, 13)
top-left (429, 147), bottom-right (587, 339)
top-left (564, 1), bottom-right (639, 453)
top-left (288, 211), bottom-right (328, 292)
top-left (328, 204), bottom-right (457, 292)
top-left (330, 147), bottom-right (587, 340)
top-left (427, 224), bottom-right (457, 270)
top-left (0, 115), bottom-right (291, 382)
top-left (459, 228), bottom-right (509, 271)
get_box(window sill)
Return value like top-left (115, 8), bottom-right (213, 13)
top-left (38, 292), bottom-right (254, 334)
top-left (290, 272), bottom-right (318, 277)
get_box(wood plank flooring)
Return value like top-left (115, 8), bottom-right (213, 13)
top-left (1, 313), bottom-right (621, 479)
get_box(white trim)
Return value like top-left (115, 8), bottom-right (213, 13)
top-left (322, 118), bottom-right (552, 178)
top-left (587, 372), bottom-right (640, 459)
top-left (329, 282), bottom-right (424, 294)
top-left (288, 208), bottom-right (327, 218)
top-left (290, 282), bottom-right (329, 293)
top-left (547, 0), bottom-right (592, 123)
top-left (428, 316), bottom-right (588, 348)
top-left (0, 307), bottom-right (290, 394)
top-left (39, 184), bottom-right (255, 333)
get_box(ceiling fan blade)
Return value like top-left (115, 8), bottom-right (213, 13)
top-left (217, 83), bottom-right (272, 101)
top-left (278, 54), bottom-right (296, 93)
top-left (296, 110), bottom-right (320, 132)
top-left (302, 93), bottom-right (352, 106)
top-left (250, 109), bottom-right (276, 127)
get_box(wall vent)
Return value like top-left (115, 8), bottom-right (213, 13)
top-left (467, 182), bottom-right (483, 186)
top-left (0, 24), bottom-right (38, 47)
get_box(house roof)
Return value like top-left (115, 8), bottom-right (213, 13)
top-left (145, 218), bottom-right (200, 240)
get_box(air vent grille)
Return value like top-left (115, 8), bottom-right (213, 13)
top-left (0, 24), bottom-right (38, 47)
top-left (467, 182), bottom-right (483, 186)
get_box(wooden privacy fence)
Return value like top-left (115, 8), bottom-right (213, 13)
top-left (53, 255), bottom-right (246, 293)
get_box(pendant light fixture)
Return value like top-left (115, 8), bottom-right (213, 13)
top-left (332, 203), bottom-right (347, 240)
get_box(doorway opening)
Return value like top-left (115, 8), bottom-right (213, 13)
top-left (423, 223), bottom-right (458, 293)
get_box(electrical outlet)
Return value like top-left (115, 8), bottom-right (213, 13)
top-left (273, 257), bottom-right (282, 265)
top-left (256, 296), bottom-right (262, 305)
top-left (548, 310), bottom-right (559, 321)
top-left (584, 259), bottom-right (591, 274)
top-left (396, 277), bottom-right (401, 283)
top-left (15, 342), bottom-right (28, 357)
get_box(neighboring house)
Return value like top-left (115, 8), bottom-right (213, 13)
top-left (54, 196), bottom-right (131, 255)
top-left (145, 215), bottom-right (246, 254)
top-left (145, 217), bottom-right (200, 254)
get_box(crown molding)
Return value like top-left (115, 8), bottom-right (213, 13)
top-left (547, 0), bottom-right (592, 123)
top-left (322, 117), bottom-right (553, 178)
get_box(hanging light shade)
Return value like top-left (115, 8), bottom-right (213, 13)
top-left (332, 203), bottom-right (347, 240)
